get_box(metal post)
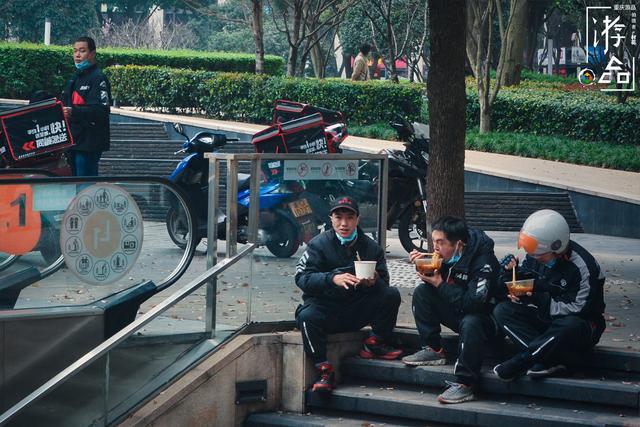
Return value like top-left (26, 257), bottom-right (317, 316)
top-left (547, 39), bottom-right (554, 75)
top-left (246, 157), bottom-right (261, 324)
top-left (378, 158), bottom-right (389, 248)
top-left (103, 352), bottom-right (110, 426)
top-left (44, 18), bottom-right (51, 46)
top-left (225, 159), bottom-right (238, 257)
top-left (205, 158), bottom-right (220, 337)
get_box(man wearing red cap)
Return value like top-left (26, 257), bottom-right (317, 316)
top-left (295, 195), bottom-right (403, 393)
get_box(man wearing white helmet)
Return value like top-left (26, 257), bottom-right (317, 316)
top-left (492, 209), bottom-right (606, 381)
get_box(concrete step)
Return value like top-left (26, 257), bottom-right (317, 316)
top-left (245, 410), bottom-right (448, 426)
top-left (464, 192), bottom-right (582, 233)
top-left (305, 381), bottom-right (640, 427)
top-left (394, 329), bottom-right (640, 374)
top-left (341, 358), bottom-right (640, 410)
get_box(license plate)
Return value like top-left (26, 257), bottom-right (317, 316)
top-left (289, 198), bottom-right (313, 218)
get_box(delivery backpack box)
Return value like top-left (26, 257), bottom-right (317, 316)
top-left (0, 99), bottom-right (74, 165)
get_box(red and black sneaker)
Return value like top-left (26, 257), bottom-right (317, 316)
top-left (311, 362), bottom-right (336, 393)
top-left (359, 336), bottom-right (403, 360)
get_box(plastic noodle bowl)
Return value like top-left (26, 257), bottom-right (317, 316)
top-left (506, 279), bottom-right (534, 297)
top-left (354, 261), bottom-right (376, 279)
top-left (414, 255), bottom-right (442, 276)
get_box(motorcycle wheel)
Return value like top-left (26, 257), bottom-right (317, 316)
top-left (166, 207), bottom-right (201, 250)
top-left (265, 217), bottom-right (300, 258)
top-left (398, 202), bottom-right (430, 253)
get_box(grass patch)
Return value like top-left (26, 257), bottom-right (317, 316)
top-left (349, 122), bottom-right (399, 141)
top-left (465, 130), bottom-right (640, 171)
top-left (349, 122), bottom-right (640, 172)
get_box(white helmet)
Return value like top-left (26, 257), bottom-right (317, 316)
top-left (518, 209), bottom-right (570, 256)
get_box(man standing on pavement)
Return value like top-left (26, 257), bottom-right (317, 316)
top-left (351, 43), bottom-right (372, 81)
top-left (402, 216), bottom-right (503, 404)
top-left (61, 36), bottom-right (111, 176)
top-left (493, 209), bottom-right (606, 380)
top-left (295, 196), bottom-right (403, 393)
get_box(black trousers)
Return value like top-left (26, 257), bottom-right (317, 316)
top-left (492, 301), bottom-right (602, 366)
top-left (412, 283), bottom-right (497, 385)
top-left (295, 286), bottom-right (401, 364)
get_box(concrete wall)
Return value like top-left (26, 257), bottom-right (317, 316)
top-left (465, 171), bottom-right (640, 239)
top-left (119, 330), bottom-right (367, 426)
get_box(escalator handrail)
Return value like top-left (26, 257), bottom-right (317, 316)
top-left (0, 242), bottom-right (256, 426)
top-left (0, 175), bottom-right (199, 292)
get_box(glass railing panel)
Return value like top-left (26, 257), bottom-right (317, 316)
top-left (245, 156), bottom-right (385, 324)
top-left (0, 178), bottom-right (196, 311)
top-left (6, 355), bottom-right (108, 427)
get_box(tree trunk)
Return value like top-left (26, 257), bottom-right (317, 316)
top-left (427, 0), bottom-right (467, 227)
top-left (252, 0), bottom-right (265, 74)
top-left (287, 46), bottom-right (299, 77)
top-left (479, 94), bottom-right (491, 132)
top-left (500, 0), bottom-right (528, 86)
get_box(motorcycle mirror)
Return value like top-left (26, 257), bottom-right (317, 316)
top-left (173, 123), bottom-right (185, 136)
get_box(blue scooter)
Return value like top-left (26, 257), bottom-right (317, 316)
top-left (166, 124), bottom-right (323, 258)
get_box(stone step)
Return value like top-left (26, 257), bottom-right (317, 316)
top-left (245, 410), bottom-right (447, 426)
top-left (305, 381), bottom-right (640, 427)
top-left (341, 358), bottom-right (640, 410)
top-left (394, 329), bottom-right (640, 374)
top-left (463, 191), bottom-right (582, 233)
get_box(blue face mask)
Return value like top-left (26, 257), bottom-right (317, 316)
top-left (445, 243), bottom-right (463, 265)
top-left (336, 229), bottom-right (357, 245)
top-left (75, 60), bottom-right (92, 71)
top-left (544, 258), bottom-right (557, 268)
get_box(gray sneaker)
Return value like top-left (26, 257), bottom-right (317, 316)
top-left (437, 381), bottom-right (475, 404)
top-left (401, 347), bottom-right (446, 366)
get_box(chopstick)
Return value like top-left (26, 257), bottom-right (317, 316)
top-left (512, 265), bottom-right (516, 285)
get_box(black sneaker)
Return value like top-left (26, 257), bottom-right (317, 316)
top-left (527, 363), bottom-right (567, 378)
top-left (311, 362), bottom-right (335, 392)
top-left (359, 336), bottom-right (403, 360)
top-left (493, 353), bottom-right (532, 381)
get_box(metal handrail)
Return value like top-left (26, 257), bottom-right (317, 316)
top-left (0, 243), bottom-right (256, 426)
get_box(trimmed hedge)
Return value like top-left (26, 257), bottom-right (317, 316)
top-left (465, 89), bottom-right (640, 146)
top-left (105, 66), bottom-right (426, 125)
top-left (0, 42), bottom-right (284, 99)
top-left (102, 65), bottom-right (638, 146)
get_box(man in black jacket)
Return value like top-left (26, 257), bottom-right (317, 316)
top-left (402, 216), bottom-right (503, 404)
top-left (61, 36), bottom-right (111, 176)
top-left (295, 196), bottom-right (402, 393)
top-left (493, 209), bottom-right (606, 380)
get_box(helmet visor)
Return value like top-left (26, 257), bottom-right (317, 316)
top-left (518, 232), bottom-right (549, 256)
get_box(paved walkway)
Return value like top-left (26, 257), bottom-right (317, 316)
top-left (113, 108), bottom-right (640, 205)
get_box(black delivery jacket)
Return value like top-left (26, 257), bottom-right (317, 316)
top-left (295, 228), bottom-right (390, 307)
top-left (434, 228), bottom-right (504, 315)
top-left (61, 64), bottom-right (111, 153)
top-left (513, 240), bottom-right (606, 327)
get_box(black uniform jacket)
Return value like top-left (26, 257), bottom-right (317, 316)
top-left (433, 228), bottom-right (503, 315)
top-left (513, 240), bottom-right (606, 328)
top-left (61, 64), bottom-right (111, 153)
top-left (295, 228), bottom-right (390, 307)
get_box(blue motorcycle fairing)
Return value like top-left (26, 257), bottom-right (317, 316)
top-left (237, 182), bottom-right (289, 209)
top-left (169, 153), bottom-right (198, 181)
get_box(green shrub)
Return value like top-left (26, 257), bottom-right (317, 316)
top-left (348, 122), bottom-right (640, 172)
top-left (106, 66), bottom-right (426, 125)
top-left (0, 42), bottom-right (284, 99)
top-left (465, 129), bottom-right (640, 172)
top-left (465, 89), bottom-right (640, 146)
